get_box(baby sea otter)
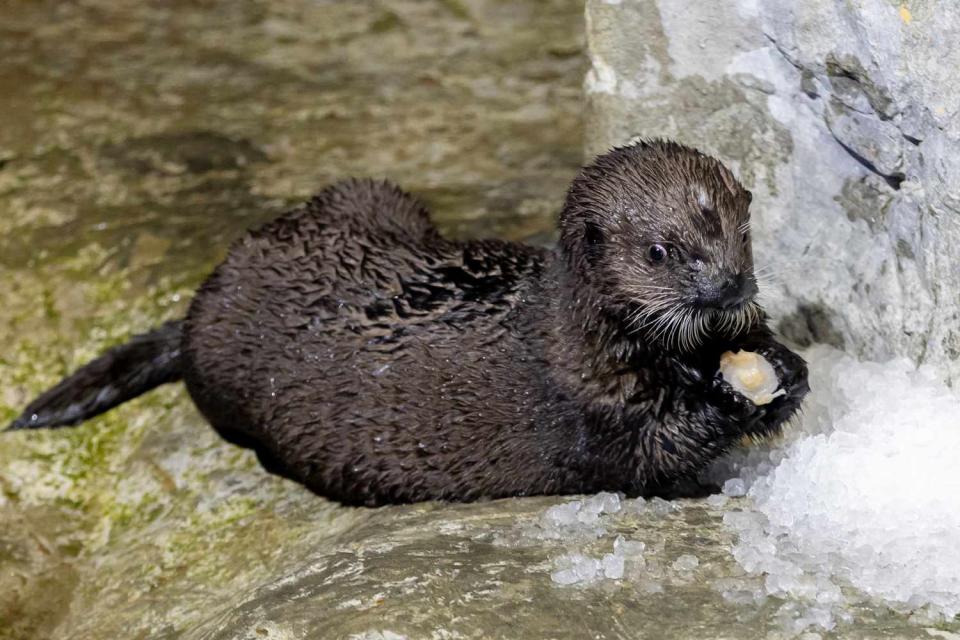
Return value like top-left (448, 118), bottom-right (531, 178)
top-left (9, 140), bottom-right (809, 506)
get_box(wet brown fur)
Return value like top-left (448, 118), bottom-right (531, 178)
top-left (10, 140), bottom-right (809, 506)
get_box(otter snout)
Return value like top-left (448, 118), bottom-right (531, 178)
top-left (696, 272), bottom-right (757, 310)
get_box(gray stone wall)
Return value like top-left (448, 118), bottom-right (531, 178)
top-left (585, 0), bottom-right (960, 379)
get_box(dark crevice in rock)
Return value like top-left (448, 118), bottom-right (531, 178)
top-left (903, 133), bottom-right (922, 146)
top-left (832, 136), bottom-right (905, 190)
top-left (800, 69), bottom-right (820, 99)
top-left (778, 303), bottom-right (846, 350)
top-left (825, 54), bottom-right (897, 121)
top-left (763, 34), bottom-right (805, 72)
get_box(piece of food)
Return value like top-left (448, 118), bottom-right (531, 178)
top-left (719, 350), bottom-right (785, 406)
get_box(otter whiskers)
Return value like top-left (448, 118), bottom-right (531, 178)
top-left (628, 290), bottom-right (762, 352)
top-left (627, 292), bottom-right (710, 352)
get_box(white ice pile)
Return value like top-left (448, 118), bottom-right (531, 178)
top-left (720, 344), bottom-right (960, 622)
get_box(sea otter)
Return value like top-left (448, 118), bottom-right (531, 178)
top-left (8, 140), bottom-right (809, 506)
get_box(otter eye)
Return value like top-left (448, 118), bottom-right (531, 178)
top-left (648, 244), bottom-right (667, 263)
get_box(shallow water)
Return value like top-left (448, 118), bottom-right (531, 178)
top-left (0, 2), bottom-right (956, 640)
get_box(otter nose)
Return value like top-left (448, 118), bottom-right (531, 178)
top-left (699, 273), bottom-right (756, 310)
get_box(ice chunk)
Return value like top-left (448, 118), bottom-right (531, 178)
top-left (648, 497), bottom-right (679, 516)
top-left (720, 345), bottom-right (960, 621)
top-left (601, 553), bottom-right (625, 579)
top-left (622, 496), bottom-right (646, 514)
top-left (593, 491), bottom-right (622, 514)
top-left (612, 535), bottom-right (646, 557)
top-left (705, 493), bottom-right (729, 508)
top-left (721, 478), bottom-right (747, 497)
top-left (573, 492), bottom-right (621, 522)
top-left (551, 553), bottom-right (601, 586)
top-left (542, 501), bottom-right (581, 527)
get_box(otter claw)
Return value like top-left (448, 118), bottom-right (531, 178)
top-left (752, 344), bottom-right (809, 401)
top-left (732, 342), bottom-right (809, 436)
top-left (708, 375), bottom-right (760, 421)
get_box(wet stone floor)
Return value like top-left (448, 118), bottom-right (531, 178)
top-left (0, 2), bottom-right (954, 640)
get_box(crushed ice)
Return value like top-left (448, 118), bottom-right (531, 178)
top-left (491, 490), bottom-right (656, 586)
top-left (715, 344), bottom-right (960, 625)
top-left (549, 533), bottom-right (644, 586)
top-left (529, 493), bottom-right (684, 589)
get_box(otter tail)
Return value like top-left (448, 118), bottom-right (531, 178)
top-left (7, 320), bottom-right (184, 430)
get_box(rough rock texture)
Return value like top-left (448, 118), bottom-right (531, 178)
top-left (585, 0), bottom-right (960, 379)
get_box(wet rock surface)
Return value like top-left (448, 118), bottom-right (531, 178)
top-left (584, 0), bottom-right (960, 381)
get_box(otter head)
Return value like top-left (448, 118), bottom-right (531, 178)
top-left (559, 140), bottom-right (760, 352)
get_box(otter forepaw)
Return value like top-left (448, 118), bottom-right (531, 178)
top-left (754, 342), bottom-right (809, 405)
top-left (740, 342), bottom-right (809, 436)
top-left (707, 375), bottom-right (760, 421)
